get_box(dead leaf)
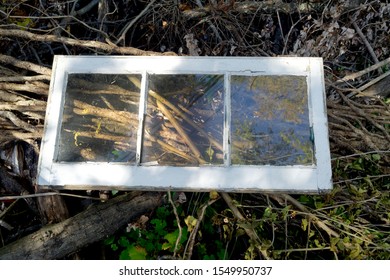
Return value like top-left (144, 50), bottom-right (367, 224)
top-left (184, 33), bottom-right (201, 56)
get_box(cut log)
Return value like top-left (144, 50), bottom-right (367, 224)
top-left (0, 191), bottom-right (163, 259)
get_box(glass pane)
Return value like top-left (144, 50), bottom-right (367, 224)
top-left (57, 74), bottom-right (141, 162)
top-left (141, 74), bottom-right (224, 166)
top-left (231, 75), bottom-right (314, 165)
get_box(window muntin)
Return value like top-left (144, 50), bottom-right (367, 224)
top-left (37, 56), bottom-right (332, 193)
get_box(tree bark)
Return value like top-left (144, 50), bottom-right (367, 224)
top-left (0, 191), bottom-right (163, 259)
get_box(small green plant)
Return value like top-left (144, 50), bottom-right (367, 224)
top-left (104, 205), bottom-right (188, 260)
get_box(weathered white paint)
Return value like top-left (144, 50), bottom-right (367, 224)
top-left (37, 56), bottom-right (332, 193)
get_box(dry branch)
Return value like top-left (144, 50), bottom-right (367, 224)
top-left (0, 75), bottom-right (51, 82)
top-left (0, 111), bottom-right (39, 133)
top-left (352, 21), bottom-right (380, 66)
top-left (0, 28), bottom-right (176, 56)
top-left (0, 192), bottom-right (163, 259)
top-left (0, 82), bottom-right (49, 96)
top-left (0, 54), bottom-right (52, 76)
top-left (336, 56), bottom-right (390, 84)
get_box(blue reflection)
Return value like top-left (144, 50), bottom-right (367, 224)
top-left (231, 75), bottom-right (313, 165)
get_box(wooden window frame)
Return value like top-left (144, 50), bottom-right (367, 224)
top-left (37, 56), bottom-right (332, 193)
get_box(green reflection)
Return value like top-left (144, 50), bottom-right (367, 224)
top-left (141, 74), bottom-right (224, 166)
top-left (231, 75), bottom-right (314, 165)
top-left (57, 74), bottom-right (141, 162)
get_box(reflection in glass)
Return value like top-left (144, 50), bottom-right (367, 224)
top-left (141, 74), bottom-right (224, 166)
top-left (57, 74), bottom-right (141, 162)
top-left (231, 75), bottom-right (313, 165)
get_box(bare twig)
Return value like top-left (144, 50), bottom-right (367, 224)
top-left (116, 0), bottom-right (156, 45)
top-left (0, 28), bottom-right (176, 56)
top-left (0, 75), bottom-right (51, 82)
top-left (184, 196), bottom-right (218, 260)
top-left (335, 57), bottom-right (390, 84)
top-left (274, 194), bottom-right (340, 238)
top-left (328, 111), bottom-right (381, 151)
top-left (0, 54), bottom-right (52, 75)
top-left (0, 220), bottom-right (13, 231)
top-left (195, 0), bottom-right (223, 43)
top-left (354, 71), bottom-right (390, 97)
top-left (0, 111), bottom-right (38, 133)
top-left (352, 21), bottom-right (381, 73)
top-left (0, 82), bottom-right (49, 96)
top-left (358, 72), bottom-right (390, 92)
top-left (167, 191), bottom-right (182, 258)
top-left (221, 192), bottom-right (271, 259)
top-left (331, 150), bottom-right (390, 160)
top-left (338, 93), bottom-right (390, 142)
top-left (76, 0), bottom-right (100, 16)
top-left (276, 10), bottom-right (286, 48)
top-left (333, 174), bottom-right (390, 185)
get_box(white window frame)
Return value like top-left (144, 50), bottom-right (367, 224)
top-left (37, 56), bottom-right (332, 193)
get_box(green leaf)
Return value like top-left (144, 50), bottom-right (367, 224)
top-left (163, 228), bottom-right (188, 252)
top-left (16, 18), bottom-right (33, 30)
top-left (161, 243), bottom-right (172, 250)
top-left (217, 248), bottom-right (226, 260)
top-left (349, 244), bottom-right (361, 260)
top-left (120, 245), bottom-right (147, 260)
top-left (111, 150), bottom-right (120, 157)
top-left (372, 154), bottom-right (381, 161)
top-left (118, 236), bottom-right (130, 248)
top-left (164, 231), bottom-right (179, 249)
top-left (301, 218), bottom-right (308, 231)
top-left (206, 144), bottom-right (214, 161)
top-left (314, 239), bottom-right (325, 248)
top-left (203, 254), bottom-right (216, 260)
top-left (150, 219), bottom-right (167, 236)
top-left (156, 206), bottom-right (170, 219)
top-left (144, 241), bottom-right (157, 253)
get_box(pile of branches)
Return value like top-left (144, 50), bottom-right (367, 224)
top-left (0, 0), bottom-right (389, 259)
